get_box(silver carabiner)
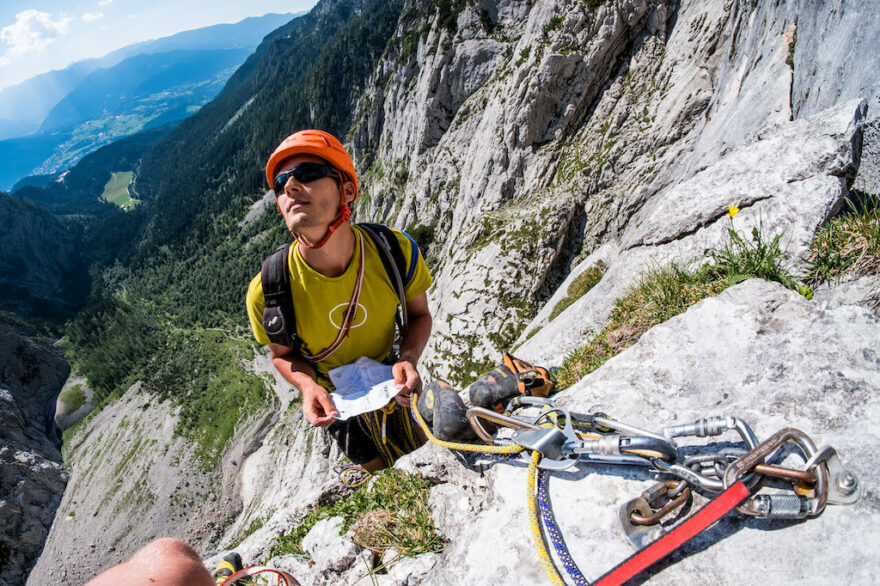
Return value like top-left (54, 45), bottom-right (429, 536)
top-left (723, 427), bottom-right (829, 518)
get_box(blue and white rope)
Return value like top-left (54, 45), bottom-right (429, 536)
top-left (536, 467), bottom-right (589, 585)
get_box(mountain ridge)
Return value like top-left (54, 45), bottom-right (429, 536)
top-left (0, 13), bottom-right (302, 190)
top-left (5, 0), bottom-right (879, 583)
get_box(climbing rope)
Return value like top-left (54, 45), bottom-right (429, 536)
top-left (335, 464), bottom-right (371, 489)
top-left (221, 565), bottom-right (302, 585)
top-left (535, 465), bottom-right (589, 586)
top-left (412, 391), bottom-right (859, 585)
top-left (527, 450), bottom-right (566, 586)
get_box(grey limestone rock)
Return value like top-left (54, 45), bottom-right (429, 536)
top-left (423, 279), bottom-right (880, 584)
top-left (0, 329), bottom-right (68, 586)
top-left (812, 274), bottom-right (880, 318)
top-left (518, 98), bottom-right (866, 366)
top-left (28, 370), bottom-right (279, 586)
top-left (792, 0), bottom-right (880, 126)
top-left (301, 516), bottom-right (361, 576)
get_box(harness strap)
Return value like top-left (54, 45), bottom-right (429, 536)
top-left (358, 223), bottom-right (410, 346)
top-left (358, 400), bottom-right (423, 467)
top-left (260, 243), bottom-right (301, 351)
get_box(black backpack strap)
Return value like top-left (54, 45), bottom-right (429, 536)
top-left (260, 243), bottom-right (302, 352)
top-left (357, 223), bottom-right (414, 345)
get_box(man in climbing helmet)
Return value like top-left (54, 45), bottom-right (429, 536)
top-left (246, 129), bottom-right (434, 472)
top-left (265, 129), bottom-right (359, 248)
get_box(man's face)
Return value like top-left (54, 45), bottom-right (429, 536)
top-left (274, 155), bottom-right (352, 235)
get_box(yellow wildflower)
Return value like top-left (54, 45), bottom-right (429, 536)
top-left (727, 205), bottom-right (740, 218)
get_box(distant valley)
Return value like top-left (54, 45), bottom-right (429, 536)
top-left (0, 12), bottom-right (298, 192)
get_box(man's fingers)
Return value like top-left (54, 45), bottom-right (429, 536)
top-left (393, 362), bottom-right (406, 385)
top-left (302, 386), bottom-right (337, 427)
top-left (317, 391), bottom-right (339, 419)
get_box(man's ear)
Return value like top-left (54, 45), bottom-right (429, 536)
top-left (342, 182), bottom-right (356, 205)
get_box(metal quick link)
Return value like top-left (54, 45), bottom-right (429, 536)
top-left (740, 494), bottom-right (813, 519)
top-left (664, 416), bottom-right (759, 450)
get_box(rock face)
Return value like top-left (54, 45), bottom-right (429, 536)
top-left (791, 0), bottom-right (880, 195)
top-left (517, 98), bottom-right (865, 365)
top-left (345, 0), bottom-right (878, 385)
top-left (402, 280), bottom-right (880, 584)
top-left (0, 328), bottom-right (69, 586)
top-left (26, 373), bottom-right (279, 586)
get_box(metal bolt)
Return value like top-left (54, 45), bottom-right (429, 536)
top-left (837, 471), bottom-right (857, 494)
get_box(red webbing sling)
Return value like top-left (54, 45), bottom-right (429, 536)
top-left (595, 480), bottom-right (753, 585)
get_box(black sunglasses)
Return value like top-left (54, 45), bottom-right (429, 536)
top-left (273, 162), bottom-right (341, 194)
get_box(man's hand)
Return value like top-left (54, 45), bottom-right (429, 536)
top-left (392, 360), bottom-right (422, 407)
top-left (301, 384), bottom-right (338, 427)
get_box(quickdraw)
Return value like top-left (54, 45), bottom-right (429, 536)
top-left (411, 393), bottom-right (861, 585)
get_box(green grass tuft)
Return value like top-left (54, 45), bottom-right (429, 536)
top-left (268, 469), bottom-right (443, 560)
top-left (549, 260), bottom-right (605, 321)
top-left (59, 383), bottom-right (87, 414)
top-left (805, 192), bottom-right (880, 283)
top-left (554, 262), bottom-right (725, 390)
top-left (555, 219), bottom-right (800, 391)
top-left (703, 221), bottom-right (796, 289)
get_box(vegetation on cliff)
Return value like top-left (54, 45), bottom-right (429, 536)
top-left (53, 0), bottom-right (405, 460)
top-left (556, 213), bottom-right (804, 390)
top-left (269, 469), bottom-right (443, 559)
top-left (806, 191), bottom-right (880, 283)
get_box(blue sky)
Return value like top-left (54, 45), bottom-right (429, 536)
top-left (0, 0), bottom-right (319, 91)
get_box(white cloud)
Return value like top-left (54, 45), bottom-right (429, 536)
top-left (81, 12), bottom-right (104, 22)
top-left (0, 10), bottom-right (71, 61)
top-left (99, 0), bottom-right (114, 6)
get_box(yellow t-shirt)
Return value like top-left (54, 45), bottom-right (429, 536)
top-left (246, 226), bottom-right (432, 390)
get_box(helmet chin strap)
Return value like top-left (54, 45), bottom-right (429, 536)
top-left (290, 184), bottom-right (351, 250)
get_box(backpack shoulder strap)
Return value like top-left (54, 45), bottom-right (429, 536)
top-left (357, 223), bottom-right (409, 282)
top-left (260, 243), bottom-right (301, 351)
top-left (357, 223), bottom-right (413, 345)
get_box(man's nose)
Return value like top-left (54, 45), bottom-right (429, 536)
top-left (280, 176), bottom-right (301, 195)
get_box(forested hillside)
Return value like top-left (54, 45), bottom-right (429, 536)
top-left (13, 0), bottom-right (880, 583)
top-left (62, 0), bottom-right (404, 435)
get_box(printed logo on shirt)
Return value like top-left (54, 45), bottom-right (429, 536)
top-left (328, 303), bottom-right (368, 329)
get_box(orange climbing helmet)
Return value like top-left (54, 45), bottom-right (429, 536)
top-left (265, 129), bottom-right (358, 198)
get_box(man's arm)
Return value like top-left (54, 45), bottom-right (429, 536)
top-left (269, 344), bottom-right (338, 427)
top-left (392, 292), bottom-right (433, 406)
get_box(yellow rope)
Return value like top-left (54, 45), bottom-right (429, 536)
top-left (409, 390), bottom-right (563, 582)
top-left (340, 466), bottom-right (371, 488)
top-left (411, 391), bottom-right (525, 455)
top-left (527, 449), bottom-right (565, 585)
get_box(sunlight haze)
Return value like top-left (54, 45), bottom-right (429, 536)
top-left (0, 0), bottom-right (319, 91)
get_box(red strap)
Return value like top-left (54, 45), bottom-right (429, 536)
top-left (595, 480), bottom-right (752, 586)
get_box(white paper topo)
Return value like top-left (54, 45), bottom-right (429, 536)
top-left (328, 356), bottom-right (401, 420)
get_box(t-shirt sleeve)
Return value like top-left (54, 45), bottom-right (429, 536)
top-left (395, 230), bottom-right (433, 301)
top-left (246, 272), bottom-right (271, 345)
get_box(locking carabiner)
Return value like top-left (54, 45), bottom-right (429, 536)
top-left (722, 427), bottom-right (829, 519)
